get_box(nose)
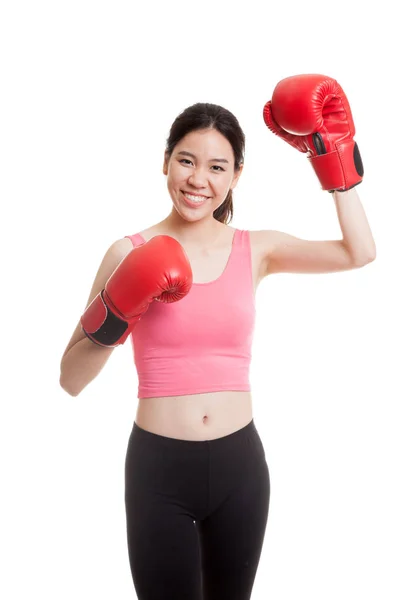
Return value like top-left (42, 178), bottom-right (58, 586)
top-left (188, 167), bottom-right (208, 188)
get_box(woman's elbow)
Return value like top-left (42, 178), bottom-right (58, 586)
top-left (59, 374), bottom-right (81, 397)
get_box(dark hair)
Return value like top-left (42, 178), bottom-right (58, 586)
top-left (165, 103), bottom-right (245, 225)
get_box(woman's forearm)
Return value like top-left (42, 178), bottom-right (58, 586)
top-left (59, 337), bottom-right (115, 397)
top-left (333, 187), bottom-right (376, 264)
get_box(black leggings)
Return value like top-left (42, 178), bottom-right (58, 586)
top-left (124, 419), bottom-right (270, 600)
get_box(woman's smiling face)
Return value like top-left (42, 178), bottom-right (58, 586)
top-left (163, 128), bottom-right (242, 222)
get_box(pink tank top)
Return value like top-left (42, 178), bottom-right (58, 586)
top-left (124, 228), bottom-right (256, 398)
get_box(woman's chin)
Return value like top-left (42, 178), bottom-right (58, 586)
top-left (173, 203), bottom-right (211, 222)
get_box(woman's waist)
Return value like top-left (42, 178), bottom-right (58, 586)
top-left (135, 390), bottom-right (253, 441)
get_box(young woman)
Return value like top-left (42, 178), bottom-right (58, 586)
top-left (60, 74), bottom-right (376, 600)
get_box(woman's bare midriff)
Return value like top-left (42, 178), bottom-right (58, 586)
top-left (135, 390), bottom-right (253, 441)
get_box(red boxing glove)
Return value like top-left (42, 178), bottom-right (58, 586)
top-left (81, 235), bottom-right (193, 347)
top-left (263, 74), bottom-right (364, 192)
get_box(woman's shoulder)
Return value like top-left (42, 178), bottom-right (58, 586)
top-left (247, 229), bottom-right (275, 265)
top-left (111, 236), bottom-right (137, 255)
top-left (245, 228), bottom-right (266, 246)
top-left (125, 224), bottom-right (163, 245)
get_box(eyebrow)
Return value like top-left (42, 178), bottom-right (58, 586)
top-left (176, 151), bottom-right (229, 164)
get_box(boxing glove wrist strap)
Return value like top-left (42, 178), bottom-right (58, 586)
top-left (308, 140), bottom-right (363, 192)
top-left (81, 290), bottom-right (132, 348)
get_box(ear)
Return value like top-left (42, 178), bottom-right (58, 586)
top-left (163, 151), bottom-right (170, 175)
top-left (231, 163), bottom-right (244, 190)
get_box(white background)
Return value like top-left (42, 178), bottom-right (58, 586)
top-left (1, 1), bottom-right (398, 598)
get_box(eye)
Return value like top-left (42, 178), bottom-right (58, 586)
top-left (178, 159), bottom-right (224, 172)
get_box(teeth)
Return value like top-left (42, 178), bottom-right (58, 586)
top-left (184, 192), bottom-right (207, 203)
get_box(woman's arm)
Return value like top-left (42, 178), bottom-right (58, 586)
top-left (59, 237), bottom-right (133, 396)
top-left (260, 187), bottom-right (376, 276)
top-left (332, 187), bottom-right (376, 263)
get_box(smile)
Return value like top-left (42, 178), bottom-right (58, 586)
top-left (181, 191), bottom-right (210, 206)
